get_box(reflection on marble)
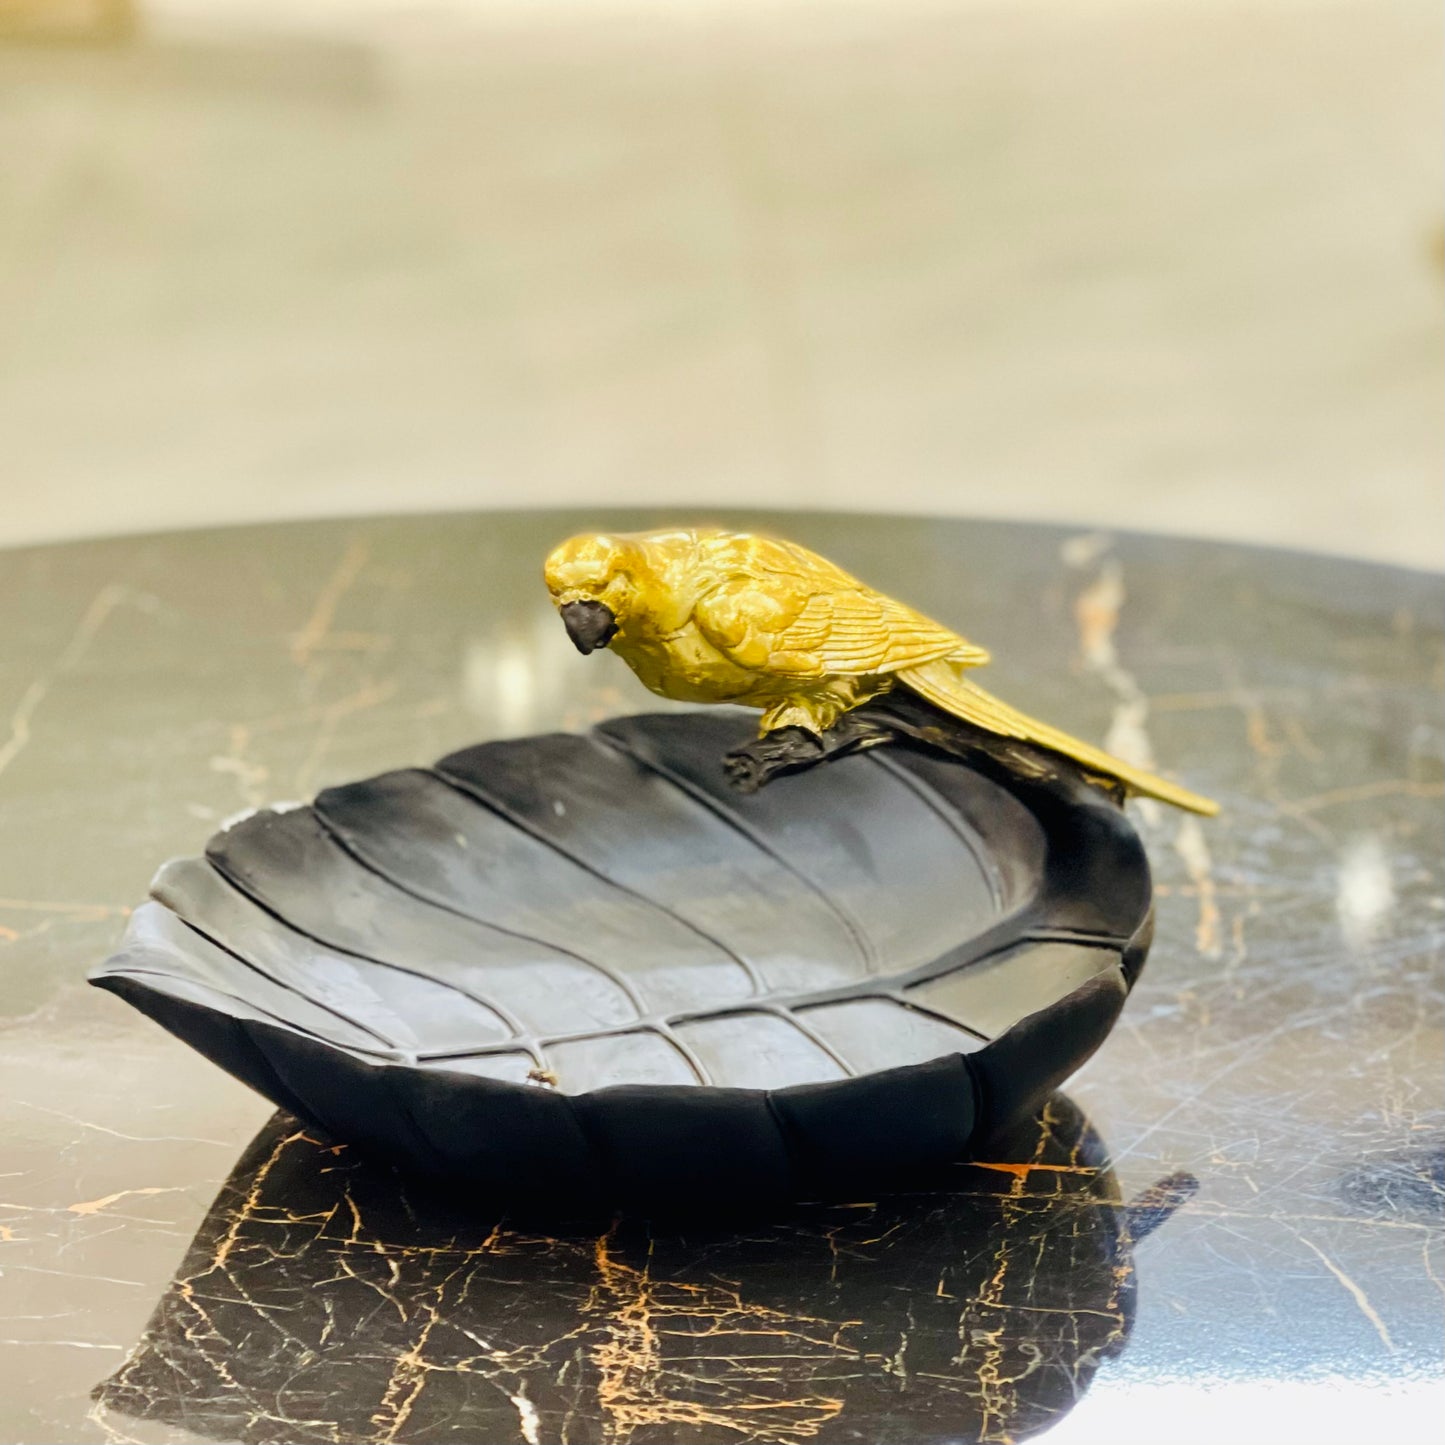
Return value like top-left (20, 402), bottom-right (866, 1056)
top-left (94, 1099), bottom-right (1192, 1445)
top-left (0, 511), bottom-right (1441, 1442)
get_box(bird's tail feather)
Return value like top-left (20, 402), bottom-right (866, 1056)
top-left (898, 660), bottom-right (1219, 816)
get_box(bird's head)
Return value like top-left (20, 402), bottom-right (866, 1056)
top-left (543, 532), bottom-right (652, 654)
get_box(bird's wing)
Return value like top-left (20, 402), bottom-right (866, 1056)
top-left (695, 568), bottom-right (988, 679)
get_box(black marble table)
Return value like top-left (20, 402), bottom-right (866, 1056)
top-left (0, 511), bottom-right (1439, 1445)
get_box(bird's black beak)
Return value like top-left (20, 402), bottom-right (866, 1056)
top-left (560, 600), bottom-right (619, 655)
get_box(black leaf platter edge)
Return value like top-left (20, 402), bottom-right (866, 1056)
top-left (91, 707), bottom-right (1153, 1212)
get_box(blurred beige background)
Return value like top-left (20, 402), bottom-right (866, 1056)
top-left (1, 0), bottom-right (1439, 566)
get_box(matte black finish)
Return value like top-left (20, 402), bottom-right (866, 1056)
top-left (90, 707), bottom-right (1152, 1207)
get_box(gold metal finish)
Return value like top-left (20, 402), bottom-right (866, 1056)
top-left (544, 527), bottom-right (1218, 815)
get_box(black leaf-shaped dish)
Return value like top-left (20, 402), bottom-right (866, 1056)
top-left (91, 710), bottom-right (1152, 1210)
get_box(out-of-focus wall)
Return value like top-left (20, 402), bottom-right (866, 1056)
top-left (1, 0), bottom-right (1439, 565)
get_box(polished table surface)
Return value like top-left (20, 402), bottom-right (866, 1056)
top-left (0, 511), bottom-right (1440, 1444)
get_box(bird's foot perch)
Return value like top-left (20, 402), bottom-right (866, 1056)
top-left (723, 693), bottom-right (1097, 797)
top-left (724, 715), bottom-right (895, 792)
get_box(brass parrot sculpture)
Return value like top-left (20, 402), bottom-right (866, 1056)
top-left (544, 527), bottom-right (1218, 816)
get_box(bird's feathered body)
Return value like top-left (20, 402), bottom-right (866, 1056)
top-left (544, 528), bottom-right (1218, 816)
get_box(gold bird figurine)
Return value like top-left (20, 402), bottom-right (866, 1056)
top-left (544, 528), bottom-right (1218, 815)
